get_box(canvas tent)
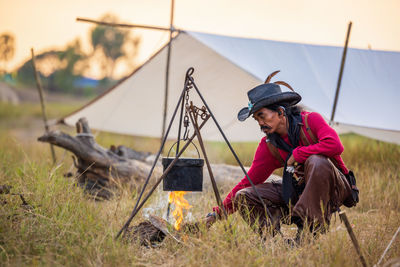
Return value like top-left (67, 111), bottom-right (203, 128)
top-left (60, 31), bottom-right (400, 144)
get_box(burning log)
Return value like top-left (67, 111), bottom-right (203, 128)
top-left (124, 215), bottom-right (185, 247)
top-left (123, 212), bottom-right (205, 247)
top-left (124, 220), bottom-right (166, 247)
top-left (37, 117), bottom-right (161, 199)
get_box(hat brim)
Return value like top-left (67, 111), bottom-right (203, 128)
top-left (237, 91), bottom-right (301, 121)
top-left (238, 107), bottom-right (250, 121)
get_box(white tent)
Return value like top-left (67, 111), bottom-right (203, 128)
top-left (61, 31), bottom-right (400, 144)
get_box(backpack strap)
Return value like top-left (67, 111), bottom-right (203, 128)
top-left (266, 140), bottom-right (284, 167)
top-left (266, 113), bottom-right (338, 169)
top-left (304, 113), bottom-right (318, 144)
top-left (301, 113), bottom-right (341, 170)
top-left (266, 113), bottom-right (318, 167)
top-left (299, 123), bottom-right (310, 146)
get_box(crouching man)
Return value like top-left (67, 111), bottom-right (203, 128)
top-left (205, 71), bottom-right (358, 242)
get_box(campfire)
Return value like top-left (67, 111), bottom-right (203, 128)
top-left (124, 191), bottom-right (194, 247)
top-left (168, 191), bottom-right (192, 230)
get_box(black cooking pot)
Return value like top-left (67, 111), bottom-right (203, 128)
top-left (162, 142), bottom-right (204, 191)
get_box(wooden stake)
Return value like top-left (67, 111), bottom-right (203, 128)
top-left (339, 210), bottom-right (368, 267)
top-left (31, 48), bottom-right (56, 164)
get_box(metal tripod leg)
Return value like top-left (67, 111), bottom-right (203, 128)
top-left (188, 104), bottom-right (238, 246)
top-left (187, 105), bottom-right (227, 218)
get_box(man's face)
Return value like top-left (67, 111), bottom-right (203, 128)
top-left (252, 107), bottom-right (281, 135)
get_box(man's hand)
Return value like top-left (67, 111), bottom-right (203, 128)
top-left (287, 154), bottom-right (296, 166)
top-left (205, 212), bottom-right (217, 228)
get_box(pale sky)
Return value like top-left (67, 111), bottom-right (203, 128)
top-left (1, 0), bottom-right (399, 78)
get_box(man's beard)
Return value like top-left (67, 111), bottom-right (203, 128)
top-left (260, 125), bottom-right (272, 135)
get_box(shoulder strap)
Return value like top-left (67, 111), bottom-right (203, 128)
top-left (300, 124), bottom-right (310, 146)
top-left (304, 113), bottom-right (318, 144)
top-left (301, 113), bottom-right (342, 170)
top-left (267, 114), bottom-right (315, 167)
top-left (266, 140), bottom-right (284, 167)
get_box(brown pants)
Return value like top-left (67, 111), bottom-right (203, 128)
top-left (233, 155), bottom-right (352, 234)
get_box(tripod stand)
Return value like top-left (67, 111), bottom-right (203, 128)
top-left (116, 67), bottom-right (278, 239)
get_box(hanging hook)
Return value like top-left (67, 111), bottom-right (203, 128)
top-left (185, 67), bottom-right (194, 78)
top-left (183, 114), bottom-right (190, 140)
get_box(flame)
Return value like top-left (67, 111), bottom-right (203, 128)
top-left (168, 191), bottom-right (192, 230)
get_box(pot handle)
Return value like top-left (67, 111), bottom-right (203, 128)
top-left (166, 140), bottom-right (201, 159)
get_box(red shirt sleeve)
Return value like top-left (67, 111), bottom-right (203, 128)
top-left (213, 137), bottom-right (281, 215)
top-left (292, 112), bottom-right (344, 163)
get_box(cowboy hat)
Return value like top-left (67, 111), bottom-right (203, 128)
top-left (237, 82), bottom-right (301, 121)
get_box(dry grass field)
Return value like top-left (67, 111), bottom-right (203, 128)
top-left (0, 102), bottom-right (399, 266)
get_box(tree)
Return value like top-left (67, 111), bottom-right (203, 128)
top-left (15, 50), bottom-right (59, 88)
top-left (0, 33), bottom-right (15, 74)
top-left (15, 13), bottom-right (141, 95)
top-left (50, 39), bottom-right (87, 93)
top-left (90, 14), bottom-right (140, 79)
top-left (16, 39), bottom-right (87, 94)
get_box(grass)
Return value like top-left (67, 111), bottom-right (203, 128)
top-left (0, 102), bottom-right (399, 266)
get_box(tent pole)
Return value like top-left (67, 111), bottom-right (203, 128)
top-left (31, 48), bottom-right (56, 164)
top-left (161, 0), bottom-right (175, 144)
top-left (76, 17), bottom-right (175, 32)
top-left (163, 0), bottom-right (175, 221)
top-left (330, 21), bottom-right (352, 124)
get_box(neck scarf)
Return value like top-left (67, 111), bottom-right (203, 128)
top-left (267, 109), bottom-right (302, 205)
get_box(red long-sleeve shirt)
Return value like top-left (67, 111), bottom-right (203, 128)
top-left (213, 111), bottom-right (348, 214)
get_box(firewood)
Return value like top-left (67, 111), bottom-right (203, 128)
top-left (123, 220), bottom-right (166, 247)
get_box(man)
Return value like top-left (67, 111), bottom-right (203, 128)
top-left (205, 71), bottom-right (357, 241)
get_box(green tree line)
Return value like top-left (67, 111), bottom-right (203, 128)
top-left (0, 14), bottom-right (141, 96)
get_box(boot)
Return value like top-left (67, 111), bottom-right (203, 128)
top-left (284, 216), bottom-right (304, 247)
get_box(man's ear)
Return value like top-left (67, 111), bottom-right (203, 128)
top-left (278, 106), bottom-right (286, 117)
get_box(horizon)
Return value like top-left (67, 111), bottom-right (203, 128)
top-left (1, 0), bottom-right (400, 79)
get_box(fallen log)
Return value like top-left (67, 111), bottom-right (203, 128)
top-left (38, 117), bottom-right (161, 199)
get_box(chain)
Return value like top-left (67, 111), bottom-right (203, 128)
top-left (182, 85), bottom-right (191, 140)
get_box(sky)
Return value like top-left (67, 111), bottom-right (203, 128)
top-left (1, 0), bottom-right (399, 78)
